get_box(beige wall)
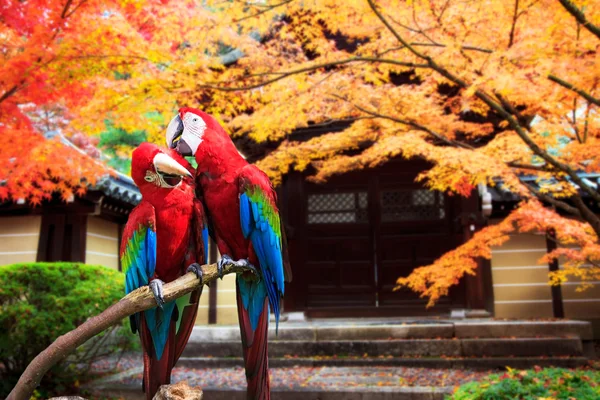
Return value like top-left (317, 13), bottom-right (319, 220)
top-left (0, 216), bottom-right (41, 265)
top-left (194, 242), bottom-right (239, 325)
top-left (216, 272), bottom-right (238, 324)
top-left (86, 217), bottom-right (119, 270)
top-left (491, 230), bottom-right (600, 319)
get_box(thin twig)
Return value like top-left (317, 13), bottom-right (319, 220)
top-left (521, 181), bottom-right (581, 217)
top-left (548, 74), bottom-right (600, 106)
top-left (201, 57), bottom-right (429, 91)
top-left (508, 0), bottom-right (520, 47)
top-left (331, 93), bottom-right (473, 149)
top-left (235, 0), bottom-right (294, 22)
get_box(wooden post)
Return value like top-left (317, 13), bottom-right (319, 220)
top-left (460, 191), bottom-right (488, 312)
top-left (208, 239), bottom-right (218, 324)
top-left (546, 228), bottom-right (565, 318)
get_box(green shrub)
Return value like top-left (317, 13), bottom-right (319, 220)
top-left (0, 262), bottom-right (137, 398)
top-left (447, 366), bottom-right (600, 400)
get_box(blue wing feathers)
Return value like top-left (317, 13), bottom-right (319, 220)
top-left (240, 193), bottom-right (253, 238)
top-left (122, 214), bottom-right (175, 360)
top-left (238, 189), bottom-right (285, 332)
top-left (202, 227), bottom-right (209, 262)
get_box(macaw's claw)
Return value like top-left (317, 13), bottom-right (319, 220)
top-left (219, 254), bottom-right (258, 277)
top-left (236, 258), bottom-right (258, 277)
top-left (187, 263), bottom-right (204, 285)
top-left (217, 255), bottom-right (234, 280)
top-left (149, 279), bottom-right (165, 309)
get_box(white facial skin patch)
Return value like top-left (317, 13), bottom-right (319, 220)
top-left (182, 112), bottom-right (207, 154)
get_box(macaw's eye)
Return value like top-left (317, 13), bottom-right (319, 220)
top-left (160, 173), bottom-right (183, 187)
top-left (193, 118), bottom-right (198, 122)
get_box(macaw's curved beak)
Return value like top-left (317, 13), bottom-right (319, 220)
top-left (152, 152), bottom-right (192, 178)
top-left (166, 114), bottom-right (184, 149)
top-left (166, 113), bottom-right (193, 156)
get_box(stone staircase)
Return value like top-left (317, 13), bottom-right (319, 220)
top-left (179, 319), bottom-right (595, 370)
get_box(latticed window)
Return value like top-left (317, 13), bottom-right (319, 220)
top-left (381, 189), bottom-right (445, 222)
top-left (307, 192), bottom-right (368, 224)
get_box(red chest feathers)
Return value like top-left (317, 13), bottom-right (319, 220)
top-left (154, 188), bottom-right (195, 282)
top-left (201, 177), bottom-right (248, 259)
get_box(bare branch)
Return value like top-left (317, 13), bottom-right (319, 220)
top-left (548, 74), bottom-right (600, 106)
top-left (331, 94), bottom-right (473, 149)
top-left (571, 194), bottom-right (600, 238)
top-left (495, 92), bottom-right (530, 129)
top-left (521, 181), bottom-right (582, 217)
top-left (7, 262), bottom-right (255, 400)
top-left (508, 0), bottom-right (520, 47)
top-left (0, 85), bottom-right (20, 104)
top-left (413, 42), bottom-right (493, 54)
top-left (201, 57), bottom-right (429, 91)
top-left (64, 0), bottom-right (88, 19)
top-left (60, 0), bottom-right (74, 19)
top-left (235, 0), bottom-right (294, 22)
top-left (558, 0), bottom-right (600, 40)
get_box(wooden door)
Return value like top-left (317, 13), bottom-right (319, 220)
top-left (288, 160), bottom-right (466, 315)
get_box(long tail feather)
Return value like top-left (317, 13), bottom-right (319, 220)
top-left (237, 286), bottom-right (270, 400)
top-left (139, 315), bottom-right (177, 400)
top-left (174, 287), bottom-right (202, 362)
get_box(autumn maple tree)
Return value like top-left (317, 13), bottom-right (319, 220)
top-left (0, 0), bottom-right (248, 203)
top-left (180, 0), bottom-right (600, 305)
top-left (2, 0), bottom-right (600, 305)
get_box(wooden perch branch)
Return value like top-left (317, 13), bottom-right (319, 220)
top-left (7, 262), bottom-right (252, 400)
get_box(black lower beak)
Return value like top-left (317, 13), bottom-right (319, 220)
top-left (176, 139), bottom-right (192, 156)
top-left (168, 115), bottom-right (184, 149)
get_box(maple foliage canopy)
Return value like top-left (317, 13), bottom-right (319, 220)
top-left (2, 0), bottom-right (600, 304)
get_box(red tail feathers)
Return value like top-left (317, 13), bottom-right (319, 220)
top-left (237, 288), bottom-right (271, 400)
top-left (139, 288), bottom-right (201, 400)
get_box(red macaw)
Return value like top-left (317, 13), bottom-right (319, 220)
top-left (121, 142), bottom-right (208, 400)
top-left (166, 108), bottom-right (292, 400)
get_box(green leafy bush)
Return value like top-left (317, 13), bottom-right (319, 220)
top-left (447, 366), bottom-right (600, 400)
top-left (0, 262), bottom-right (137, 398)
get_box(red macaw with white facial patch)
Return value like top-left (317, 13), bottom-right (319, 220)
top-left (166, 108), bottom-right (292, 400)
top-left (121, 143), bottom-right (209, 400)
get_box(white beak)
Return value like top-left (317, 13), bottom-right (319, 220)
top-left (152, 152), bottom-right (192, 178)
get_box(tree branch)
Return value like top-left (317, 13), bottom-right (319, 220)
top-left (548, 74), bottom-right (600, 106)
top-left (571, 194), bottom-right (600, 237)
top-left (7, 262), bottom-right (254, 400)
top-left (201, 57), bottom-right (429, 91)
top-left (234, 0), bottom-right (294, 22)
top-left (331, 94), bottom-right (473, 149)
top-left (558, 0), bottom-right (600, 40)
top-left (521, 181), bottom-right (582, 217)
top-left (60, 0), bottom-right (74, 19)
top-left (0, 85), bottom-right (20, 104)
top-left (508, 0), bottom-right (520, 47)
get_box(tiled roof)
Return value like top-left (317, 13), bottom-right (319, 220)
top-left (94, 172), bottom-right (141, 205)
top-left (488, 173), bottom-right (600, 202)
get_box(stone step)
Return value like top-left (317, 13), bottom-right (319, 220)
top-left (183, 337), bottom-right (583, 358)
top-left (177, 356), bottom-right (589, 370)
top-left (92, 386), bottom-right (451, 400)
top-left (188, 320), bottom-right (593, 342)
